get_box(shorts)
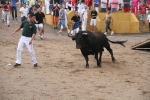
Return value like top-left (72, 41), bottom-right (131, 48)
top-left (95, 7), bottom-right (99, 12)
top-left (111, 8), bottom-right (117, 12)
top-left (140, 14), bottom-right (146, 20)
top-left (35, 23), bottom-right (43, 30)
top-left (53, 16), bottom-right (59, 23)
top-left (100, 8), bottom-right (106, 12)
top-left (72, 22), bottom-right (80, 30)
top-left (58, 19), bottom-right (65, 26)
top-left (90, 19), bottom-right (96, 26)
top-left (124, 8), bottom-right (130, 13)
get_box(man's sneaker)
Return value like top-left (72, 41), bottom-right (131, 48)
top-left (34, 63), bottom-right (38, 67)
top-left (58, 30), bottom-right (62, 34)
top-left (111, 31), bottom-right (114, 35)
top-left (14, 63), bottom-right (21, 67)
top-left (104, 32), bottom-right (107, 35)
top-left (38, 35), bottom-right (43, 39)
top-left (67, 29), bottom-right (70, 33)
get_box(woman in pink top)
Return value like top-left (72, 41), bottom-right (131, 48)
top-left (148, 0), bottom-right (150, 5)
top-left (109, 0), bottom-right (119, 12)
top-left (131, 0), bottom-right (141, 15)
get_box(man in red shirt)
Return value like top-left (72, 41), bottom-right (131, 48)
top-left (86, 0), bottom-right (92, 10)
top-left (139, 1), bottom-right (149, 29)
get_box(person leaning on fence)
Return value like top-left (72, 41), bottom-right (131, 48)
top-left (70, 11), bottom-right (80, 35)
top-left (103, 10), bottom-right (114, 36)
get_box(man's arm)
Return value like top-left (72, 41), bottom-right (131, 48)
top-left (12, 26), bottom-right (21, 36)
top-left (29, 33), bottom-right (36, 45)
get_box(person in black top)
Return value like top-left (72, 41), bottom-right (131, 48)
top-left (90, 7), bottom-right (97, 32)
top-left (35, 7), bottom-right (46, 39)
top-left (70, 11), bottom-right (80, 35)
top-left (52, 2), bottom-right (60, 29)
top-left (34, 0), bottom-right (40, 9)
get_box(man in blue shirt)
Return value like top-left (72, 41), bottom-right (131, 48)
top-left (94, 0), bottom-right (99, 12)
top-left (10, 0), bottom-right (17, 20)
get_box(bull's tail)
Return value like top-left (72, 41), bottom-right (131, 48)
top-left (108, 39), bottom-right (127, 47)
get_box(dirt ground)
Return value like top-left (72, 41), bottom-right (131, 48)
top-left (0, 12), bottom-right (150, 100)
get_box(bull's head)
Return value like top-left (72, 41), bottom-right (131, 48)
top-left (75, 32), bottom-right (88, 49)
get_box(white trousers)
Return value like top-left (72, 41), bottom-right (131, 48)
top-left (4, 12), bottom-right (10, 25)
top-left (16, 36), bottom-right (37, 64)
top-left (82, 18), bottom-right (87, 31)
top-left (42, 6), bottom-right (45, 12)
top-left (2, 10), bottom-right (5, 21)
top-left (45, 4), bottom-right (50, 14)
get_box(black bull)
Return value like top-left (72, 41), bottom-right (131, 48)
top-left (68, 31), bottom-right (127, 68)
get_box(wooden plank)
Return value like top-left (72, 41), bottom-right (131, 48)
top-left (132, 38), bottom-right (150, 49)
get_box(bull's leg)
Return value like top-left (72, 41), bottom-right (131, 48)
top-left (95, 53), bottom-right (100, 67)
top-left (99, 50), bottom-right (103, 63)
top-left (105, 46), bottom-right (115, 62)
top-left (83, 55), bottom-right (89, 68)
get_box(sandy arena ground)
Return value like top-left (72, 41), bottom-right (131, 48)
top-left (0, 13), bottom-right (150, 100)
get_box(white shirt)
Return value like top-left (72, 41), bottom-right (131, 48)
top-left (147, 14), bottom-right (150, 22)
top-left (45, 0), bottom-right (50, 5)
top-left (101, 0), bottom-right (107, 8)
top-left (81, 9), bottom-right (88, 18)
top-left (19, 7), bottom-right (28, 17)
top-left (78, 3), bottom-right (84, 13)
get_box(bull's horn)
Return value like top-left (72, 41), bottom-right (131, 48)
top-left (68, 33), bottom-right (75, 37)
top-left (82, 33), bottom-right (88, 35)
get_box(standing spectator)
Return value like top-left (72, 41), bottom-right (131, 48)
top-left (34, 0), bottom-right (40, 8)
top-left (20, 3), bottom-right (29, 22)
top-left (71, 0), bottom-right (76, 10)
top-left (45, 0), bottom-right (50, 14)
top-left (50, 0), bottom-right (54, 11)
top-left (131, 0), bottom-right (140, 15)
top-left (1, 0), bottom-right (6, 22)
top-left (12, 13), bottom-right (38, 67)
top-left (71, 11), bottom-right (80, 35)
top-left (139, 1), bottom-right (149, 29)
top-left (118, 0), bottom-right (123, 10)
top-left (148, 0), bottom-right (150, 5)
top-left (59, 0), bottom-right (63, 5)
top-left (90, 7), bottom-right (97, 32)
top-left (58, 4), bottom-right (70, 33)
top-left (103, 10), bottom-right (114, 35)
top-left (94, 0), bottom-right (99, 12)
top-left (2, 0), bottom-right (11, 27)
top-left (52, 2), bottom-right (60, 28)
top-left (86, 0), bottom-right (92, 10)
top-left (100, 0), bottom-right (107, 12)
top-left (109, 0), bottom-right (119, 12)
top-left (81, 5), bottom-right (88, 31)
top-left (10, 0), bottom-right (17, 20)
top-left (77, 1), bottom-right (84, 19)
top-left (123, 0), bottom-right (130, 12)
top-left (147, 11), bottom-right (150, 31)
top-left (35, 7), bottom-right (46, 39)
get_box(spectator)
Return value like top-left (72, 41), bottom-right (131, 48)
top-left (123, 0), bottom-right (130, 12)
top-left (77, 0), bottom-right (84, 16)
top-left (26, 1), bottom-right (31, 10)
top-left (40, 0), bottom-right (45, 12)
top-left (2, 0), bottom-right (11, 27)
top-left (139, 1), bottom-right (149, 29)
top-left (147, 11), bottom-right (150, 31)
top-left (86, 0), bottom-right (92, 10)
top-left (131, 0), bottom-right (140, 15)
top-left (34, 0), bottom-right (40, 8)
top-left (45, 0), bottom-right (50, 14)
top-left (90, 7), bottom-right (97, 32)
top-left (81, 5), bottom-right (88, 31)
top-left (58, 4), bottom-right (70, 33)
top-left (71, 0), bottom-right (76, 10)
top-left (52, 2), bottom-right (60, 28)
top-left (148, 0), bottom-right (150, 5)
top-left (71, 11), bottom-right (80, 35)
top-left (118, 0), bottom-right (123, 10)
top-left (10, 0), bottom-right (17, 20)
top-left (1, 0), bottom-right (6, 22)
top-left (109, 0), bottom-right (119, 12)
top-left (50, 0), bottom-right (54, 11)
top-left (20, 3), bottom-right (29, 22)
top-left (103, 10), bottom-right (114, 35)
top-left (100, 0), bottom-right (107, 12)
top-left (94, 0), bottom-right (99, 12)
top-left (35, 7), bottom-right (46, 39)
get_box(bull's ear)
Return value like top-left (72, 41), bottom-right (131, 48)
top-left (82, 33), bottom-right (88, 36)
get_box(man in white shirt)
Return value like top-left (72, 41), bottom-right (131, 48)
top-left (81, 5), bottom-right (88, 31)
top-left (45, 0), bottom-right (50, 14)
top-left (77, 1), bottom-right (84, 17)
top-left (100, 0), bottom-right (107, 12)
top-left (19, 3), bottom-right (29, 22)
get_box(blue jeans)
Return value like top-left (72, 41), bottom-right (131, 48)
top-left (11, 6), bottom-right (17, 19)
top-left (106, 21), bottom-right (111, 32)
